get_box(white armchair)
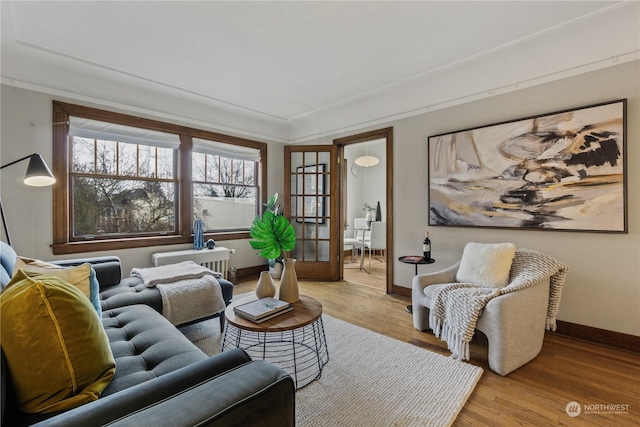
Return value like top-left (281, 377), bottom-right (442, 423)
top-left (412, 246), bottom-right (567, 376)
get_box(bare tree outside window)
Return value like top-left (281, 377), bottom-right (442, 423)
top-left (192, 150), bottom-right (258, 231)
top-left (71, 137), bottom-right (177, 238)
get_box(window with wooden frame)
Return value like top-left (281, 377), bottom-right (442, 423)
top-left (52, 101), bottom-right (267, 255)
top-left (192, 138), bottom-right (260, 232)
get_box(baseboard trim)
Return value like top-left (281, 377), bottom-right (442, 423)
top-left (392, 284), bottom-right (411, 298)
top-left (553, 320), bottom-right (639, 353)
top-left (392, 285), bottom-right (639, 354)
top-left (236, 265), bottom-right (266, 280)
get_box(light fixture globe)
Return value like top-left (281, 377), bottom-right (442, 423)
top-left (354, 155), bottom-right (379, 167)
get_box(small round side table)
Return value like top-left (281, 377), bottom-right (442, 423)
top-left (398, 255), bottom-right (435, 314)
top-left (223, 295), bottom-right (329, 390)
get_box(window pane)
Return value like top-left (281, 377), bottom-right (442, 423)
top-left (244, 162), bottom-right (255, 185)
top-left (192, 152), bottom-right (206, 181)
top-left (207, 155), bottom-right (219, 182)
top-left (232, 159), bottom-right (243, 184)
top-left (118, 142), bottom-right (137, 176)
top-left (72, 176), bottom-right (176, 237)
top-left (157, 147), bottom-right (175, 179)
top-left (72, 137), bottom-right (95, 173)
top-left (96, 140), bottom-right (117, 174)
top-left (138, 145), bottom-right (153, 177)
top-left (193, 183), bottom-right (256, 231)
top-left (219, 157), bottom-right (231, 183)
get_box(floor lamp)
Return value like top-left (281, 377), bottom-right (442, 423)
top-left (0, 154), bottom-right (56, 246)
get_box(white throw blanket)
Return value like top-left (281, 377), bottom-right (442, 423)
top-left (131, 261), bottom-right (226, 326)
top-left (429, 249), bottom-right (568, 361)
top-left (131, 261), bottom-right (222, 288)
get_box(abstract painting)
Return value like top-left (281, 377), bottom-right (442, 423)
top-left (428, 100), bottom-right (627, 232)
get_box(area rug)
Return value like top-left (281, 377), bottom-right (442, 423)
top-left (296, 315), bottom-right (483, 427)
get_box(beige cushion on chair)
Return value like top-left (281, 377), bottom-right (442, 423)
top-left (455, 242), bottom-right (516, 288)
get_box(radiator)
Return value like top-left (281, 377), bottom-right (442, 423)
top-left (152, 247), bottom-right (232, 279)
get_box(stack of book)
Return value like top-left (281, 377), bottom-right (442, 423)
top-left (233, 297), bottom-right (293, 323)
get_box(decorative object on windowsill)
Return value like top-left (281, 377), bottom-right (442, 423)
top-left (255, 271), bottom-right (277, 298)
top-left (269, 258), bottom-right (283, 279)
top-left (375, 201), bottom-right (382, 222)
top-left (0, 154), bottom-right (56, 246)
top-left (249, 193), bottom-right (298, 303)
top-left (206, 239), bottom-right (216, 250)
top-left (363, 202), bottom-right (376, 228)
top-left (193, 219), bottom-right (204, 250)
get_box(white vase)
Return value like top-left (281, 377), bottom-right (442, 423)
top-left (278, 259), bottom-right (299, 303)
top-left (255, 271), bottom-right (276, 299)
top-left (269, 262), bottom-right (283, 279)
top-left (365, 212), bottom-right (373, 227)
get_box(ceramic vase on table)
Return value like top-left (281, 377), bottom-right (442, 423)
top-left (278, 259), bottom-right (299, 303)
top-left (255, 271), bottom-right (276, 299)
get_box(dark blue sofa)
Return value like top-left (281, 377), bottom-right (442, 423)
top-left (0, 242), bottom-right (295, 426)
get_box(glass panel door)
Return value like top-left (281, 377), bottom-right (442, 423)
top-left (284, 146), bottom-right (339, 280)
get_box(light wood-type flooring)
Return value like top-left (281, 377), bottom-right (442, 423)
top-left (234, 266), bottom-right (639, 426)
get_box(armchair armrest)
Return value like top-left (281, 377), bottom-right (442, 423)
top-left (32, 349), bottom-right (262, 427)
top-left (411, 261), bottom-right (460, 331)
top-left (411, 261), bottom-right (460, 292)
top-left (51, 256), bottom-right (122, 288)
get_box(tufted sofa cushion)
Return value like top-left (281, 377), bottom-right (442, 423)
top-left (100, 304), bottom-right (207, 396)
top-left (100, 277), bottom-right (163, 313)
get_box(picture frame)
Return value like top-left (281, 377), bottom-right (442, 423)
top-left (296, 164), bottom-right (326, 223)
top-left (428, 99), bottom-right (627, 233)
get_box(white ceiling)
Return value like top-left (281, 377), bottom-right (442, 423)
top-left (1, 1), bottom-right (639, 143)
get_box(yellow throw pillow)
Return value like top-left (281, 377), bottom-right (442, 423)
top-left (0, 270), bottom-right (115, 414)
top-left (14, 257), bottom-right (91, 299)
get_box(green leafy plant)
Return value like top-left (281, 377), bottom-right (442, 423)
top-left (250, 193), bottom-right (296, 260)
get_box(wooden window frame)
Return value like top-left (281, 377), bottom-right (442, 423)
top-left (52, 101), bottom-right (267, 255)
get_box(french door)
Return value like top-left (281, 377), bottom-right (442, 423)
top-left (284, 145), bottom-right (340, 281)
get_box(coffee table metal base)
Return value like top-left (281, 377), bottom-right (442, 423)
top-left (223, 316), bottom-right (329, 390)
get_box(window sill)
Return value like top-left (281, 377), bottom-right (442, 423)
top-left (52, 232), bottom-right (250, 255)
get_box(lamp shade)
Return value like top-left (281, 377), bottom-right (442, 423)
top-left (24, 154), bottom-right (56, 187)
top-left (354, 155), bottom-right (379, 167)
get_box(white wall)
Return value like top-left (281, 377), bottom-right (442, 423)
top-left (306, 61), bottom-right (640, 337)
top-left (1, 61), bottom-right (638, 336)
top-left (345, 139), bottom-right (386, 228)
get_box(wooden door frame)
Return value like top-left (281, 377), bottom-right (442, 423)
top-left (334, 127), bottom-right (393, 294)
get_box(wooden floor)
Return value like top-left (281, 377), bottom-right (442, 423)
top-left (234, 273), bottom-right (639, 426)
top-left (342, 251), bottom-right (387, 291)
